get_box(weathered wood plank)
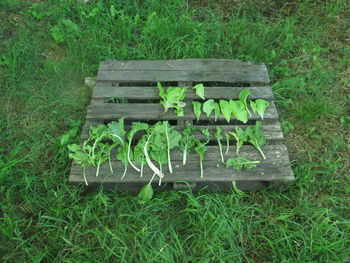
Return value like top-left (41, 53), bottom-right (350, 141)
top-left (92, 85), bottom-right (274, 100)
top-left (69, 144), bottom-right (294, 184)
top-left (97, 70), bottom-right (269, 84)
top-left (99, 59), bottom-right (269, 84)
top-left (80, 123), bottom-right (284, 141)
top-left (86, 102), bottom-right (278, 121)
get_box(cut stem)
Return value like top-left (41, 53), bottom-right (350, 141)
top-left (96, 162), bottom-right (100, 177)
top-left (140, 156), bottom-right (144, 178)
top-left (218, 140), bottom-right (224, 163)
top-left (225, 134), bottom-right (230, 155)
top-left (183, 145), bottom-right (187, 166)
top-left (200, 159), bottom-right (203, 178)
top-left (83, 167), bottom-right (88, 186)
top-left (128, 140), bottom-right (141, 172)
top-left (108, 154), bottom-right (113, 173)
top-left (144, 133), bottom-right (164, 179)
top-left (164, 122), bottom-right (173, 174)
top-left (121, 165), bottom-right (127, 180)
top-left (257, 147), bottom-right (266, 160)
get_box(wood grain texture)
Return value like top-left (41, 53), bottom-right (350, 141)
top-left (92, 85), bottom-right (274, 100)
top-left (97, 59), bottom-right (270, 83)
top-left (86, 102), bottom-right (278, 121)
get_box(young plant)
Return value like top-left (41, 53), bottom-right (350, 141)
top-left (133, 136), bottom-right (147, 177)
top-left (250, 99), bottom-right (270, 120)
top-left (192, 83), bottom-right (205, 100)
top-left (108, 118), bottom-right (126, 146)
top-left (158, 82), bottom-right (186, 116)
top-left (230, 100), bottom-right (248, 123)
top-left (215, 127), bottom-right (224, 163)
top-left (143, 129), bottom-right (165, 180)
top-left (238, 88), bottom-right (252, 117)
top-left (194, 128), bottom-right (210, 178)
top-left (127, 122), bottom-right (149, 172)
top-left (88, 125), bottom-right (109, 165)
top-left (94, 142), bottom-right (109, 177)
top-left (192, 101), bottom-right (202, 121)
top-left (203, 99), bottom-right (215, 117)
top-left (246, 121), bottom-right (266, 159)
top-left (229, 127), bottom-right (247, 156)
top-left (67, 143), bottom-right (92, 186)
top-left (226, 157), bottom-right (260, 171)
top-left (219, 100), bottom-right (231, 123)
top-left (179, 122), bottom-right (196, 165)
top-left (163, 121), bottom-right (182, 174)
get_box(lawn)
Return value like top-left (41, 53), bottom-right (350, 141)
top-left (1, 0), bottom-right (349, 262)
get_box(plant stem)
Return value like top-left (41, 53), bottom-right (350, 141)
top-left (164, 122), bottom-right (173, 174)
top-left (257, 147), bottom-right (266, 160)
top-left (225, 134), bottom-right (230, 155)
top-left (128, 140), bottom-right (140, 172)
top-left (83, 167), bottom-right (88, 186)
top-left (144, 133), bottom-right (164, 179)
top-left (140, 156), bottom-right (144, 178)
top-left (218, 140), bottom-right (224, 163)
top-left (183, 144), bottom-right (187, 166)
top-left (111, 134), bottom-right (125, 146)
top-left (96, 161), bottom-right (100, 177)
top-left (121, 165), bottom-right (127, 180)
top-left (108, 153), bottom-right (113, 173)
top-left (200, 159), bottom-right (203, 178)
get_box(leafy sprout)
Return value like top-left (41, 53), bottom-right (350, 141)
top-left (250, 99), bottom-right (270, 120)
top-left (246, 121), bottom-right (266, 159)
top-left (192, 101), bottom-right (202, 121)
top-left (158, 82), bottom-right (186, 116)
top-left (192, 83), bottom-right (205, 100)
top-left (238, 88), bottom-right (252, 117)
top-left (226, 157), bottom-right (260, 170)
top-left (179, 122), bottom-right (196, 166)
top-left (215, 127), bottom-right (224, 163)
top-left (194, 128), bottom-right (210, 178)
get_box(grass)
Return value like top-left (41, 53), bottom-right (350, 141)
top-left (1, 0), bottom-right (350, 262)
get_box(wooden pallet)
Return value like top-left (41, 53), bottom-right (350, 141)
top-left (69, 59), bottom-right (294, 191)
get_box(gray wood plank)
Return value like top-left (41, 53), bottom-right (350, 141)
top-left (69, 144), bottom-right (294, 184)
top-left (86, 102), bottom-right (278, 121)
top-left (99, 59), bottom-right (269, 83)
top-left (80, 123), bottom-right (284, 142)
top-left (92, 85), bottom-right (274, 100)
top-left (97, 69), bottom-right (269, 84)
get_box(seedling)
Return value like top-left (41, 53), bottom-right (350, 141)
top-left (158, 82), bottom-right (186, 116)
top-left (226, 157), bottom-right (260, 171)
top-left (194, 128), bottom-right (210, 178)
top-left (192, 101), bottom-right (202, 121)
top-left (67, 143), bottom-right (93, 186)
top-left (250, 99), bottom-right (270, 120)
top-left (192, 83), bottom-right (205, 100)
top-left (238, 88), bottom-right (252, 117)
top-left (219, 100), bottom-right (231, 123)
top-left (163, 121), bottom-right (182, 174)
top-left (127, 122), bottom-right (149, 172)
top-left (229, 127), bottom-right (247, 156)
top-left (246, 121), bottom-right (266, 159)
top-left (230, 100), bottom-right (248, 123)
top-left (179, 122), bottom-right (196, 165)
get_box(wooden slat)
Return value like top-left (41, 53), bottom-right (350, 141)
top-left (69, 145), bottom-right (293, 183)
top-left (92, 85), bottom-right (274, 100)
top-left (100, 59), bottom-right (269, 80)
top-left (86, 102), bottom-right (278, 121)
top-left (80, 123), bottom-right (283, 142)
top-left (97, 70), bottom-right (269, 84)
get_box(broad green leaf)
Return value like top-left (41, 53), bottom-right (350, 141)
top-left (192, 101), bottom-right (202, 121)
top-left (203, 99), bottom-right (215, 117)
top-left (138, 184), bottom-right (154, 201)
top-left (238, 88), bottom-right (251, 116)
top-left (250, 99), bottom-right (270, 119)
top-left (108, 118), bottom-right (126, 145)
top-left (67, 143), bottom-right (81, 153)
top-left (230, 100), bottom-right (248, 123)
top-left (127, 122), bottom-right (148, 141)
top-left (214, 102), bottom-right (220, 121)
top-left (219, 100), bottom-right (231, 123)
top-left (192, 83), bottom-right (205, 100)
top-left (226, 157), bottom-right (260, 170)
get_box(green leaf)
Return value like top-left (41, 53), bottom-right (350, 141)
top-left (230, 100), bottom-right (248, 123)
top-left (203, 99), bottom-right (215, 117)
top-left (219, 100), bottom-right (231, 123)
top-left (192, 83), bottom-right (205, 100)
top-left (192, 101), bottom-right (202, 121)
top-left (229, 127), bottom-right (247, 155)
top-left (108, 118), bottom-right (126, 145)
top-left (127, 122), bottom-right (149, 142)
top-left (250, 99), bottom-right (270, 119)
top-left (158, 82), bottom-right (186, 116)
top-left (138, 184), bottom-right (154, 202)
top-left (226, 157), bottom-right (260, 170)
top-left (238, 88), bottom-right (251, 116)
